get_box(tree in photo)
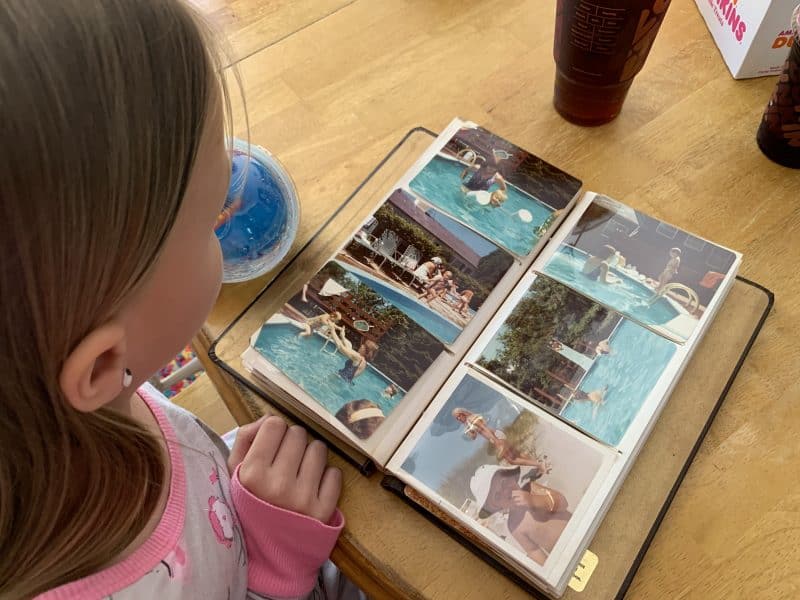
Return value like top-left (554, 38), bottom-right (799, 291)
top-left (477, 277), bottom-right (612, 394)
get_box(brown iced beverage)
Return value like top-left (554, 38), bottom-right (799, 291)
top-left (756, 6), bottom-right (800, 169)
top-left (553, 0), bottom-right (673, 126)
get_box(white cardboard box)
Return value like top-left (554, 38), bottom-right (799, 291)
top-left (694, 0), bottom-right (796, 78)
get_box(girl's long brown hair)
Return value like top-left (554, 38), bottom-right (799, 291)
top-left (0, 1), bottom-right (231, 596)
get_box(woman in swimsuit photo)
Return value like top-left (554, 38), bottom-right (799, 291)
top-left (581, 245), bottom-right (619, 284)
top-left (452, 408), bottom-right (551, 474)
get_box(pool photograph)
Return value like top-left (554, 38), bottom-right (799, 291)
top-left (341, 188), bottom-right (514, 342)
top-left (476, 274), bottom-right (676, 447)
top-left (251, 260), bottom-right (445, 441)
top-left (408, 123), bottom-right (581, 256)
top-left (397, 372), bottom-right (611, 568)
top-left (541, 194), bottom-right (738, 343)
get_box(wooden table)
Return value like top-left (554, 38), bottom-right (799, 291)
top-left (190, 1), bottom-right (800, 598)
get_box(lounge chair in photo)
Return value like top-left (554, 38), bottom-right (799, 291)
top-left (394, 245), bottom-right (422, 284)
top-left (356, 216), bottom-right (378, 245)
top-left (373, 229), bottom-right (399, 269)
top-left (397, 245), bottom-right (420, 270)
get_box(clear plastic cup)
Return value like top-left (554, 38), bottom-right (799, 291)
top-left (215, 139), bottom-right (300, 283)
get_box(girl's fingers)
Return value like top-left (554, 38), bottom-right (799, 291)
top-left (271, 424), bottom-right (308, 474)
top-left (246, 416), bottom-right (290, 467)
top-left (238, 418), bottom-right (342, 523)
top-left (298, 439), bottom-right (327, 491)
top-left (316, 466), bottom-right (343, 522)
top-left (227, 415), bottom-right (269, 470)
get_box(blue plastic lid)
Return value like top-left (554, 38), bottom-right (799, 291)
top-left (215, 139), bottom-right (300, 282)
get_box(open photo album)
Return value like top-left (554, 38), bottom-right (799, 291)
top-left (239, 118), bottom-right (741, 597)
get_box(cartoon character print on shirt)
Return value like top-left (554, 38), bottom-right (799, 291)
top-left (138, 543), bottom-right (188, 590)
top-left (161, 543), bottom-right (189, 581)
top-left (206, 452), bottom-right (246, 567)
top-left (208, 495), bottom-right (234, 548)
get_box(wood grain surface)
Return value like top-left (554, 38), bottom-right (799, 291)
top-left (179, 1), bottom-right (800, 598)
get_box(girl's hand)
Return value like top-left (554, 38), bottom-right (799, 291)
top-left (233, 416), bottom-right (342, 524)
top-left (228, 415), bottom-right (268, 474)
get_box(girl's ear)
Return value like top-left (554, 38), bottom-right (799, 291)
top-left (59, 322), bottom-right (128, 412)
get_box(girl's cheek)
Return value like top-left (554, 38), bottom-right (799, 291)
top-left (210, 236), bottom-right (223, 291)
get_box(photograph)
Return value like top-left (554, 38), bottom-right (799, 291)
top-left (408, 122), bottom-right (581, 256)
top-left (541, 194), bottom-right (739, 343)
top-left (476, 274), bottom-right (676, 446)
top-left (339, 188), bottom-right (515, 344)
top-left (251, 260), bottom-right (446, 440)
top-left (398, 372), bottom-right (611, 569)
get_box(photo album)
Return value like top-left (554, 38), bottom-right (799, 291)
top-left (239, 118), bottom-right (741, 597)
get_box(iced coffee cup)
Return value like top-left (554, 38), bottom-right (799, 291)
top-left (756, 5), bottom-right (800, 169)
top-left (553, 0), bottom-right (673, 126)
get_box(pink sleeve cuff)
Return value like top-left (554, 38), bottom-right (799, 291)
top-left (230, 464), bottom-right (344, 598)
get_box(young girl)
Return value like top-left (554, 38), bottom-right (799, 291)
top-left (0, 2), bottom-right (362, 599)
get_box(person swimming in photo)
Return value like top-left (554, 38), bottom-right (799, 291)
top-left (383, 383), bottom-right (398, 398)
top-left (609, 250), bottom-right (626, 269)
top-left (298, 310), bottom-right (343, 338)
top-left (573, 385), bottom-right (609, 420)
top-left (488, 188), bottom-right (507, 208)
top-left (459, 151), bottom-right (502, 192)
top-left (329, 329), bottom-right (378, 383)
top-left (463, 172), bottom-right (508, 208)
top-left (581, 245), bottom-right (619, 284)
top-left (487, 173), bottom-right (508, 207)
top-left (594, 338), bottom-right (612, 356)
top-left (470, 465), bottom-right (571, 566)
top-left (463, 187), bottom-right (506, 208)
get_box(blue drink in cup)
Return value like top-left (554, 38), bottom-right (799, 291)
top-left (215, 139), bottom-right (300, 282)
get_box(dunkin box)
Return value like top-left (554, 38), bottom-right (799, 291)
top-left (694, 0), bottom-right (797, 78)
